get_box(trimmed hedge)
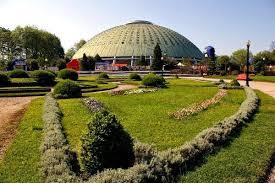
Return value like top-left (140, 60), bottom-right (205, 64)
top-left (129, 73), bottom-right (141, 81)
top-left (41, 94), bottom-right (77, 182)
top-left (8, 69), bottom-right (29, 78)
top-left (31, 70), bottom-right (56, 86)
top-left (141, 73), bottom-right (166, 87)
top-left (85, 87), bottom-right (259, 182)
top-left (53, 80), bottom-right (82, 99)
top-left (80, 111), bottom-right (135, 175)
top-left (0, 73), bottom-right (10, 87)
top-left (97, 72), bottom-right (109, 80)
top-left (58, 69), bottom-right (78, 81)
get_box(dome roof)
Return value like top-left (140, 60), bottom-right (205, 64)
top-left (73, 20), bottom-right (203, 59)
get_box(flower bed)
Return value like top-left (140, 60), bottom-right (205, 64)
top-left (169, 89), bottom-right (227, 119)
top-left (110, 88), bottom-right (157, 96)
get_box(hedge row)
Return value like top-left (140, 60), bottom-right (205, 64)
top-left (85, 87), bottom-right (259, 183)
top-left (41, 94), bottom-right (77, 183)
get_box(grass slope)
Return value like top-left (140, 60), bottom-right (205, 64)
top-left (181, 91), bottom-right (275, 183)
top-left (0, 98), bottom-right (44, 183)
top-left (80, 79), bottom-right (245, 150)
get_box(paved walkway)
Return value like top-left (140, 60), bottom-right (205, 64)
top-left (181, 77), bottom-right (275, 99)
top-left (0, 97), bottom-right (35, 159)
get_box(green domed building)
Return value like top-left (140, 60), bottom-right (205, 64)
top-left (73, 20), bottom-right (203, 70)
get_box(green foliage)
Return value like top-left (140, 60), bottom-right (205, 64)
top-left (11, 26), bottom-right (64, 62)
top-left (27, 59), bottom-right (39, 70)
top-left (230, 79), bottom-right (240, 86)
top-left (151, 43), bottom-right (163, 70)
top-left (0, 72), bottom-right (10, 86)
top-left (53, 80), bottom-right (82, 99)
top-left (30, 70), bottom-right (56, 86)
top-left (65, 47), bottom-right (76, 59)
top-left (56, 59), bottom-right (67, 70)
top-left (137, 55), bottom-right (147, 66)
top-left (41, 94), bottom-right (76, 182)
top-left (80, 111), bottom-right (134, 175)
top-left (141, 73), bottom-right (165, 87)
top-left (217, 55), bottom-right (230, 73)
top-left (80, 53), bottom-right (91, 71)
top-left (97, 72), bottom-right (109, 80)
top-left (129, 73), bottom-right (141, 81)
top-left (45, 69), bottom-right (58, 76)
top-left (231, 49), bottom-right (252, 68)
top-left (94, 54), bottom-right (102, 62)
top-left (58, 69), bottom-right (78, 81)
top-left (8, 69), bottom-right (29, 78)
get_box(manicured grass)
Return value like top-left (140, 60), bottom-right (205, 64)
top-left (0, 92), bottom-right (48, 97)
top-left (253, 75), bottom-right (275, 83)
top-left (83, 79), bottom-right (245, 150)
top-left (181, 91), bottom-right (275, 183)
top-left (206, 75), bottom-right (275, 83)
top-left (58, 98), bottom-right (92, 155)
top-left (0, 98), bottom-right (44, 183)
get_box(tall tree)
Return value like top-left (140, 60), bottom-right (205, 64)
top-left (80, 53), bottom-right (91, 71)
top-left (151, 43), bottom-right (162, 70)
top-left (231, 49), bottom-right (253, 71)
top-left (65, 39), bottom-right (86, 59)
top-left (75, 39), bottom-right (86, 50)
top-left (94, 54), bottom-right (102, 62)
top-left (217, 55), bottom-right (230, 72)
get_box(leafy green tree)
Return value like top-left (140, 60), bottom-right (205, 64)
top-left (231, 49), bottom-right (252, 71)
top-left (217, 55), bottom-right (230, 73)
top-left (137, 55), bottom-right (147, 66)
top-left (253, 51), bottom-right (272, 73)
top-left (75, 39), bottom-right (86, 50)
top-left (56, 59), bottom-right (67, 70)
top-left (88, 56), bottom-right (95, 70)
top-left (27, 59), bottom-right (39, 70)
top-left (151, 43), bottom-right (162, 70)
top-left (65, 47), bottom-right (76, 59)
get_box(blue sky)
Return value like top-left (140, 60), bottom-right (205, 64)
top-left (0, 0), bottom-right (275, 55)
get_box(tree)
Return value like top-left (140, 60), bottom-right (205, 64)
top-left (7, 26), bottom-right (64, 66)
top-left (88, 56), bottom-right (95, 70)
top-left (74, 39), bottom-right (86, 51)
top-left (137, 55), bottom-right (147, 66)
top-left (56, 59), bottom-right (67, 70)
top-left (94, 54), bottom-right (102, 62)
top-left (253, 51), bottom-right (272, 73)
top-left (151, 43), bottom-right (162, 70)
top-left (80, 53), bottom-right (91, 71)
top-left (65, 39), bottom-right (86, 59)
top-left (231, 49), bottom-right (252, 71)
top-left (217, 55), bottom-right (230, 73)
top-left (27, 59), bottom-right (39, 70)
top-left (270, 41), bottom-right (275, 51)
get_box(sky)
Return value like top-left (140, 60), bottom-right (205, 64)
top-left (0, 0), bottom-right (275, 55)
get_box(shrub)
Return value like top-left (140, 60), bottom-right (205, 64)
top-left (129, 73), bottom-right (141, 81)
top-left (30, 70), bottom-right (56, 86)
top-left (141, 73), bottom-right (166, 87)
top-left (56, 59), bottom-right (67, 70)
top-left (8, 69), bottom-right (29, 78)
top-left (97, 72), bottom-right (109, 80)
top-left (41, 94), bottom-right (76, 182)
top-left (53, 80), bottom-right (81, 98)
top-left (80, 111), bottom-right (134, 175)
top-left (0, 73), bottom-right (10, 87)
top-left (58, 69), bottom-right (78, 81)
top-left (46, 69), bottom-right (58, 76)
top-left (27, 59), bottom-right (39, 71)
top-left (220, 71), bottom-right (226, 76)
top-left (230, 79), bottom-right (240, 86)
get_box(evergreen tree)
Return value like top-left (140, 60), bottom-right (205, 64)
top-left (94, 54), bottom-right (102, 62)
top-left (151, 43), bottom-right (163, 70)
top-left (80, 53), bottom-right (91, 71)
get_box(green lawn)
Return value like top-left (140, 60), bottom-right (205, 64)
top-left (206, 75), bottom-right (275, 83)
top-left (0, 98), bottom-right (44, 183)
top-left (61, 79), bottom-right (245, 152)
top-left (181, 91), bottom-right (275, 183)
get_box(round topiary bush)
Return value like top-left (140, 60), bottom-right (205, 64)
top-left (58, 69), bottom-right (78, 81)
top-left (80, 111), bottom-right (134, 175)
top-left (230, 79), bottom-right (240, 86)
top-left (129, 73), bottom-right (141, 81)
top-left (8, 69), bottom-right (29, 78)
top-left (0, 73), bottom-right (10, 87)
top-left (53, 80), bottom-right (81, 98)
top-left (141, 73), bottom-right (166, 87)
top-left (30, 70), bottom-right (56, 86)
top-left (97, 72), bottom-right (109, 80)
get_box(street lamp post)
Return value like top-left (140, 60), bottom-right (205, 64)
top-left (246, 40), bottom-right (251, 87)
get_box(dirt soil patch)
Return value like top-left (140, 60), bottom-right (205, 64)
top-left (0, 97), bottom-right (35, 160)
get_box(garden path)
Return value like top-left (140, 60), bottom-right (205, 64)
top-left (0, 97), bottom-right (35, 159)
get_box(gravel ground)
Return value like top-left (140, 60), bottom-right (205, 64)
top-left (0, 97), bottom-right (35, 159)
